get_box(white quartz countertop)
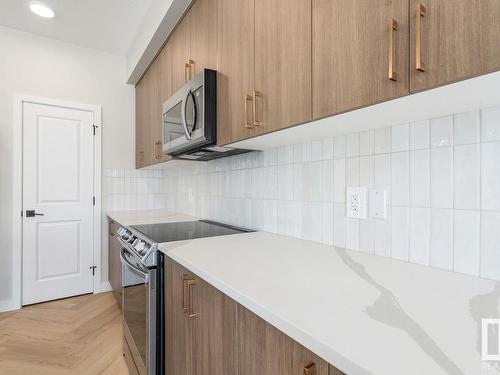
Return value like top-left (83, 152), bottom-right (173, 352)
top-left (157, 231), bottom-right (500, 375)
top-left (107, 209), bottom-right (197, 227)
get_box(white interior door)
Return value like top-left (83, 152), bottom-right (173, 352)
top-left (22, 101), bottom-right (95, 305)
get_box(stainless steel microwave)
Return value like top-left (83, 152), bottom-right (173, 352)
top-left (162, 69), bottom-right (251, 161)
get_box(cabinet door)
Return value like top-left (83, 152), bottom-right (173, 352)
top-left (253, 0), bottom-right (312, 135)
top-left (108, 219), bottom-right (122, 308)
top-left (329, 364), bottom-right (346, 375)
top-left (170, 13), bottom-right (192, 93)
top-left (216, 0), bottom-right (255, 145)
top-left (410, 0), bottom-right (500, 92)
top-left (238, 304), bottom-right (329, 375)
top-left (165, 259), bottom-right (192, 375)
top-left (135, 78), bottom-right (148, 168)
top-left (313, 0), bottom-right (409, 120)
top-left (190, 0), bottom-right (218, 75)
top-left (191, 277), bottom-right (238, 375)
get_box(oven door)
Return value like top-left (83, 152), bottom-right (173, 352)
top-left (121, 248), bottom-right (156, 375)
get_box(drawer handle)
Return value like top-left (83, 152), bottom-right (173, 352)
top-left (388, 19), bottom-right (398, 81)
top-left (244, 94), bottom-right (253, 128)
top-left (415, 3), bottom-right (426, 72)
top-left (182, 274), bottom-right (189, 313)
top-left (252, 90), bottom-right (263, 127)
top-left (304, 363), bottom-right (316, 375)
top-left (187, 279), bottom-right (197, 319)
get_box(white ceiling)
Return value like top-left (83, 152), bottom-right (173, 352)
top-left (0, 0), bottom-right (153, 56)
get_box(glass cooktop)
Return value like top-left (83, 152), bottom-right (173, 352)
top-left (131, 220), bottom-right (252, 244)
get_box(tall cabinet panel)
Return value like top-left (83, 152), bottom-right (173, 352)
top-left (170, 13), bottom-right (192, 93)
top-left (312, 0), bottom-right (410, 120)
top-left (253, 0), bottom-right (312, 136)
top-left (410, 0), bottom-right (500, 92)
top-left (216, 0), bottom-right (255, 145)
top-left (190, 0), bottom-right (218, 75)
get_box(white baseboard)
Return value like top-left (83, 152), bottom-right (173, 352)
top-left (98, 281), bottom-right (112, 293)
top-left (0, 299), bottom-right (21, 313)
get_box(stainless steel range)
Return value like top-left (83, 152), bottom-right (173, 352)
top-left (116, 219), bottom-right (253, 375)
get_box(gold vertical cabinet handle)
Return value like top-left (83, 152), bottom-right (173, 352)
top-left (109, 220), bottom-right (114, 236)
top-left (252, 90), bottom-right (263, 127)
top-left (244, 94), bottom-right (253, 128)
top-left (137, 150), bottom-right (145, 164)
top-left (154, 141), bottom-right (162, 160)
top-left (184, 62), bottom-right (190, 83)
top-left (388, 19), bottom-right (398, 81)
top-left (304, 363), bottom-right (316, 375)
top-left (416, 3), bottom-right (426, 72)
top-left (182, 274), bottom-right (189, 313)
top-left (187, 279), bottom-right (197, 319)
top-left (188, 59), bottom-right (194, 80)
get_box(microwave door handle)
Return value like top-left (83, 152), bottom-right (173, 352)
top-left (120, 248), bottom-right (148, 277)
top-left (181, 89), bottom-right (192, 140)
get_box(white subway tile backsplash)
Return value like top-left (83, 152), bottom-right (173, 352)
top-left (391, 152), bottom-right (410, 206)
top-left (375, 127), bottom-right (391, 154)
top-left (346, 133), bottom-right (360, 157)
top-left (410, 120), bottom-right (430, 150)
top-left (454, 144), bottom-right (480, 210)
top-left (107, 103), bottom-right (500, 282)
top-left (430, 148), bottom-right (454, 208)
top-left (391, 207), bottom-right (409, 261)
top-left (481, 105), bottom-right (500, 142)
top-left (430, 209), bottom-right (454, 271)
top-left (410, 149), bottom-right (430, 207)
top-left (392, 124), bottom-right (410, 152)
top-left (410, 208), bottom-right (430, 265)
top-left (481, 142), bottom-right (500, 211)
top-left (454, 210), bottom-right (480, 276)
top-left (430, 116), bottom-right (454, 148)
top-left (454, 110), bottom-right (480, 145)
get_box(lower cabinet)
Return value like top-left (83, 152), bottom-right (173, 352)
top-left (165, 258), bottom-right (345, 375)
top-left (108, 219), bottom-right (122, 308)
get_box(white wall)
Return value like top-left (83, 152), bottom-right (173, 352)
top-left (0, 26), bottom-right (135, 308)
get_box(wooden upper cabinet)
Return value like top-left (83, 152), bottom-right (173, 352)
top-left (170, 13), bottom-right (192, 93)
top-left (253, 0), bottom-right (312, 136)
top-left (410, 0), bottom-right (500, 92)
top-left (216, 0), bottom-right (255, 145)
top-left (313, 0), bottom-right (410, 120)
top-left (238, 304), bottom-right (329, 375)
top-left (135, 75), bottom-right (151, 168)
top-left (190, 0), bottom-right (218, 75)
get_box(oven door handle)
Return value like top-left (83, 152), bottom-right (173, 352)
top-left (120, 248), bottom-right (148, 278)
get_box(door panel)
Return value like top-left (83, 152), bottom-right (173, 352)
top-left (238, 304), bottom-right (329, 375)
top-left (191, 277), bottom-right (238, 375)
top-left (254, 0), bottom-right (312, 135)
top-left (170, 13), bottom-right (192, 93)
top-left (165, 259), bottom-right (192, 375)
top-left (216, 0), bottom-right (255, 145)
top-left (22, 102), bottom-right (94, 305)
top-left (190, 0), bottom-right (218, 75)
top-left (313, 0), bottom-right (409, 120)
top-left (410, 0), bottom-right (500, 92)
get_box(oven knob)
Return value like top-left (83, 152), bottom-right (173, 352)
top-left (135, 240), bottom-right (146, 252)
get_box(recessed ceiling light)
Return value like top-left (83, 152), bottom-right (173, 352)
top-left (29, 1), bottom-right (55, 18)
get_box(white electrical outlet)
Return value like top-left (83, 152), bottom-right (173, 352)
top-left (369, 189), bottom-right (387, 219)
top-left (346, 187), bottom-right (367, 219)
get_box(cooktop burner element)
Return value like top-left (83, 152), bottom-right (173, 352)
top-left (130, 220), bottom-right (253, 244)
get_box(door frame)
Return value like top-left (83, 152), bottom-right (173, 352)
top-left (12, 94), bottom-right (103, 311)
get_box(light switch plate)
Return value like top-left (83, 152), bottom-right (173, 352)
top-left (369, 189), bottom-right (387, 219)
top-left (346, 187), bottom-right (367, 219)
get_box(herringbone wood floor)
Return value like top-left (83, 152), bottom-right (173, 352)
top-left (0, 292), bottom-right (129, 375)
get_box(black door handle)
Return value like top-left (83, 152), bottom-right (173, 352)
top-left (26, 210), bottom-right (44, 217)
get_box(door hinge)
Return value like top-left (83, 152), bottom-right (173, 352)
top-left (93, 124), bottom-right (98, 136)
top-left (90, 266), bottom-right (97, 276)
top-left (21, 210), bottom-right (23, 217)
top-left (93, 196), bottom-right (95, 206)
